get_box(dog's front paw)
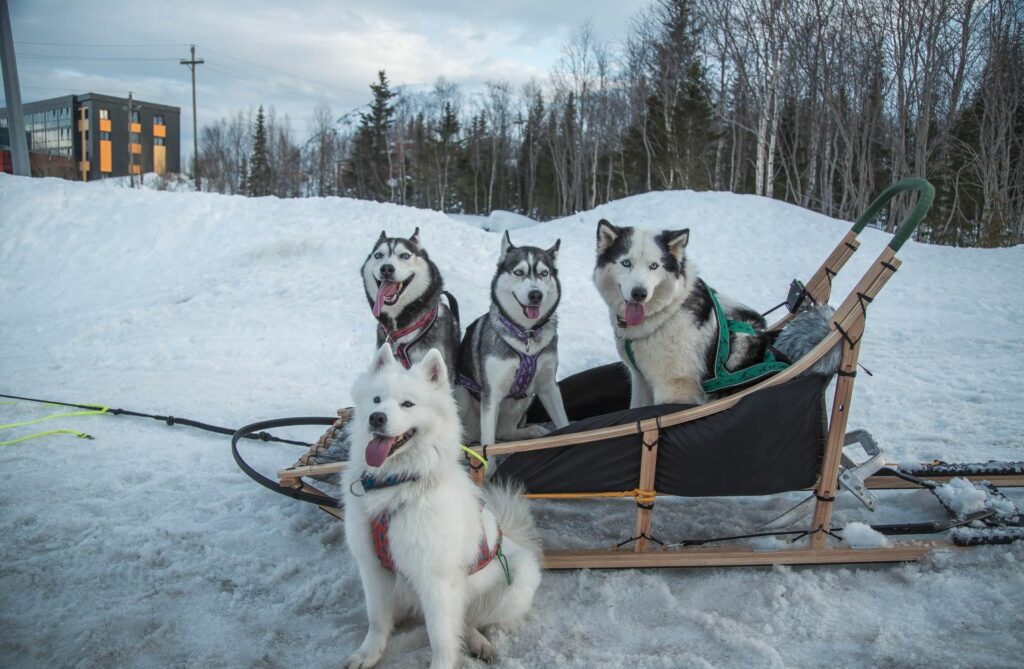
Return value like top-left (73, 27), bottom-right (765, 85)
top-left (467, 628), bottom-right (495, 663)
top-left (517, 424), bottom-right (550, 439)
top-left (343, 649), bottom-right (383, 669)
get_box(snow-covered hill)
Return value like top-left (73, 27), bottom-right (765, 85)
top-left (1, 174), bottom-right (1022, 668)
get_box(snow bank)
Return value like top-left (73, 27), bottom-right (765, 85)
top-left (2, 174), bottom-right (1023, 668)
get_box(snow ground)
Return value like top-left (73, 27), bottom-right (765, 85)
top-left (1, 174), bottom-right (1023, 668)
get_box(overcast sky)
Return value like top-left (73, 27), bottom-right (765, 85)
top-left (5, 0), bottom-right (648, 162)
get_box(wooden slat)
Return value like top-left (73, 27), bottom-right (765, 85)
top-left (633, 429), bottom-right (660, 553)
top-left (810, 317), bottom-right (864, 549)
top-left (866, 473), bottom-right (1024, 489)
top-left (542, 542), bottom-right (952, 569)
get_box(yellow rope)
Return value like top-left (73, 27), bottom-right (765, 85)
top-left (0, 404), bottom-right (107, 446)
top-left (461, 445), bottom-right (489, 471)
top-left (0, 429), bottom-right (94, 446)
top-left (526, 488), bottom-right (658, 503)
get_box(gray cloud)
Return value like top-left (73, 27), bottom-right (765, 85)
top-left (5, 0), bottom-right (646, 162)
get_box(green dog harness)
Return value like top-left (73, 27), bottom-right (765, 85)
top-left (622, 283), bottom-right (788, 395)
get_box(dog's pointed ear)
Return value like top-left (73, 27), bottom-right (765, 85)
top-left (417, 348), bottom-right (448, 388)
top-left (378, 230), bottom-right (387, 242)
top-left (409, 227), bottom-right (421, 246)
top-left (663, 228), bottom-right (690, 262)
top-left (597, 219), bottom-right (620, 254)
top-left (372, 344), bottom-right (397, 373)
top-left (501, 230), bottom-right (514, 256)
top-left (546, 239), bottom-right (561, 258)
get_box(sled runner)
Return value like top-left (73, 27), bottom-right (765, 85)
top-left (238, 179), bottom-right (1024, 569)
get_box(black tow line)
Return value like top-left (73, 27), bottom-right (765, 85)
top-left (0, 392), bottom-right (311, 446)
top-left (231, 417), bottom-right (342, 508)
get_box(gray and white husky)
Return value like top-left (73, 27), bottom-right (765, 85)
top-left (457, 232), bottom-right (570, 446)
top-left (361, 227), bottom-right (460, 380)
top-left (593, 219), bottom-right (770, 407)
top-left (342, 346), bottom-right (542, 669)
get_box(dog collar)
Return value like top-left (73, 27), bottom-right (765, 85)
top-left (350, 470), bottom-right (419, 497)
top-left (378, 304), bottom-right (439, 369)
top-left (497, 312), bottom-right (539, 345)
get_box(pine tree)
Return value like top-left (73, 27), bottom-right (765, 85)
top-left (348, 71), bottom-right (397, 201)
top-left (248, 106), bottom-right (272, 197)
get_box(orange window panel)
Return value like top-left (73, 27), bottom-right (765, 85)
top-left (153, 125), bottom-right (166, 138)
top-left (100, 140), bottom-right (112, 173)
top-left (99, 119), bottom-right (111, 132)
top-left (131, 164), bottom-right (141, 175)
top-left (131, 143), bottom-right (142, 154)
top-left (153, 145), bottom-right (166, 174)
top-left (130, 122), bottom-right (141, 133)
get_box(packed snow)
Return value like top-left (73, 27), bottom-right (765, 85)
top-left (2, 174), bottom-right (1023, 668)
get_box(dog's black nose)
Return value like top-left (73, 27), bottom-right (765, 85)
top-left (528, 290), bottom-right (543, 304)
top-left (369, 412), bottom-right (388, 429)
top-left (380, 264), bottom-right (395, 279)
top-left (631, 286), bottom-right (648, 302)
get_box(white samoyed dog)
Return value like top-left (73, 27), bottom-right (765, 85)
top-left (342, 345), bottom-right (542, 669)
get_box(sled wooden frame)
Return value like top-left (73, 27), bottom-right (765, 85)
top-left (277, 179), bottom-right (1019, 569)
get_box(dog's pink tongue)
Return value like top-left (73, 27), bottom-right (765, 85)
top-left (525, 305), bottom-right (541, 320)
top-left (625, 302), bottom-right (646, 326)
top-left (373, 281), bottom-right (402, 317)
top-left (365, 435), bottom-right (397, 467)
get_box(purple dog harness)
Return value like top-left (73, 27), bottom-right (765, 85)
top-left (458, 313), bottom-right (540, 400)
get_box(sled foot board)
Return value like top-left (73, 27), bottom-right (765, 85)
top-left (542, 542), bottom-right (953, 569)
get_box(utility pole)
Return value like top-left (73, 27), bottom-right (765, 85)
top-left (180, 44), bottom-right (204, 190)
top-left (127, 91), bottom-right (135, 187)
top-left (0, 0), bottom-right (30, 176)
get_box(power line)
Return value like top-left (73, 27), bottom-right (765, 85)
top-left (204, 61), bottom-right (345, 100)
top-left (199, 45), bottom-right (364, 95)
top-left (15, 40), bottom-right (187, 48)
top-left (18, 54), bottom-right (181, 62)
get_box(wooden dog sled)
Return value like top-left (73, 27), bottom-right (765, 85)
top-left (236, 179), bottom-right (1024, 569)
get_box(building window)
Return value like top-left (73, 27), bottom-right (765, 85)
top-left (154, 136), bottom-right (165, 146)
top-left (100, 131), bottom-right (111, 140)
top-left (153, 114), bottom-right (165, 125)
top-left (131, 110), bottom-right (141, 123)
top-left (131, 132), bottom-right (141, 143)
top-left (99, 108), bottom-right (109, 120)
top-left (82, 108), bottom-right (89, 120)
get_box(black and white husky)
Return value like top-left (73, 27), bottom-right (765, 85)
top-left (593, 219), bottom-right (770, 407)
top-left (457, 232), bottom-right (569, 446)
top-left (361, 228), bottom-right (461, 380)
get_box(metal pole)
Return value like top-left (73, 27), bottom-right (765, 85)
top-left (0, 0), bottom-right (30, 176)
top-left (180, 44), bottom-right (203, 190)
top-left (127, 91), bottom-right (135, 187)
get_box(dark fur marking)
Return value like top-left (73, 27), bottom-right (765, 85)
top-left (596, 225), bottom-right (634, 267)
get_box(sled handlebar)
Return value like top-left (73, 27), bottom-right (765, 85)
top-left (850, 178), bottom-right (935, 253)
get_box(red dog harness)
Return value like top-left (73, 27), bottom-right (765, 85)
top-left (370, 508), bottom-right (503, 575)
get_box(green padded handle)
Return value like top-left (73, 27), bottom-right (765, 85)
top-left (851, 179), bottom-right (935, 252)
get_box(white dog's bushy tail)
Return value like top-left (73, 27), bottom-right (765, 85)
top-left (484, 481), bottom-right (542, 558)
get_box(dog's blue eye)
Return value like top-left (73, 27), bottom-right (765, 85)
top-left (540, 270), bottom-right (549, 278)
top-left (621, 259), bottom-right (632, 268)
top-left (401, 401), bottom-right (414, 408)
top-left (400, 253), bottom-right (411, 260)
top-left (373, 396), bottom-right (381, 404)
top-left (649, 262), bottom-right (659, 270)
top-left (374, 252), bottom-right (384, 260)
top-left (514, 270), bottom-right (525, 277)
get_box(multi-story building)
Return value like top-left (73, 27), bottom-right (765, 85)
top-left (0, 93), bottom-right (181, 180)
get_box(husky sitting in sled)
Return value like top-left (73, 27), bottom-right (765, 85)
top-left (593, 219), bottom-right (778, 407)
top-left (341, 346), bottom-right (542, 669)
top-left (361, 227), bottom-right (460, 380)
top-left (457, 232), bottom-right (570, 446)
